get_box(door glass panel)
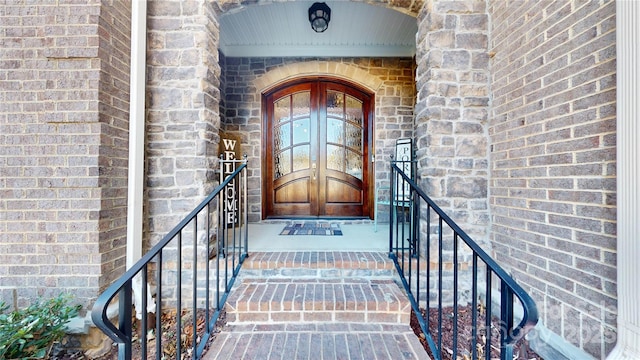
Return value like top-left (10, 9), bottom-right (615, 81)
top-left (293, 145), bottom-right (310, 172)
top-left (292, 118), bottom-right (310, 145)
top-left (327, 118), bottom-right (344, 145)
top-left (274, 96), bottom-right (290, 123)
top-left (345, 122), bottom-right (362, 150)
top-left (345, 95), bottom-right (362, 125)
top-left (274, 150), bottom-right (291, 179)
top-left (326, 144), bottom-right (344, 171)
top-left (275, 123), bottom-right (291, 150)
top-left (327, 90), bottom-right (343, 117)
top-left (292, 92), bottom-right (310, 117)
top-left (346, 149), bottom-right (363, 180)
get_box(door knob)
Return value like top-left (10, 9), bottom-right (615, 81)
top-left (312, 162), bottom-right (316, 180)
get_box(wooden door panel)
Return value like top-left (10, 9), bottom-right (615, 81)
top-left (271, 203), bottom-right (313, 217)
top-left (274, 177), bottom-right (310, 203)
top-left (325, 178), bottom-right (362, 203)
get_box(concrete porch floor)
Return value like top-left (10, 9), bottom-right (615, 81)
top-left (247, 222), bottom-right (389, 252)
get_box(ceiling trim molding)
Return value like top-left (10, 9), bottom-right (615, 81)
top-left (219, 44), bottom-right (416, 58)
top-left (254, 60), bottom-right (385, 93)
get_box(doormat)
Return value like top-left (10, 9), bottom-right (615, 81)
top-left (279, 222), bottom-right (342, 236)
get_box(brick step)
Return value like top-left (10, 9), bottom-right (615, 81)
top-left (225, 278), bottom-right (411, 324)
top-left (239, 251), bottom-right (397, 279)
top-left (205, 323), bottom-right (428, 360)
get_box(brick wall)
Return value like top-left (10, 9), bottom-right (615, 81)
top-left (220, 57), bottom-right (416, 222)
top-left (488, 1), bottom-right (616, 357)
top-left (0, 1), bottom-right (131, 309)
top-left (95, 1), bottom-right (132, 292)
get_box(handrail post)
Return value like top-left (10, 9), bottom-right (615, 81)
top-left (118, 281), bottom-right (132, 360)
top-left (389, 159), bottom-right (396, 254)
top-left (243, 155), bottom-right (249, 257)
top-left (500, 282), bottom-right (515, 360)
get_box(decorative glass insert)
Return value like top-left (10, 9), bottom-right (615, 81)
top-left (346, 149), bottom-right (363, 179)
top-left (345, 95), bottom-right (362, 124)
top-left (292, 118), bottom-right (310, 145)
top-left (327, 90), bottom-right (343, 117)
top-left (275, 123), bottom-right (291, 150)
top-left (326, 144), bottom-right (344, 171)
top-left (274, 150), bottom-right (291, 179)
top-left (327, 118), bottom-right (344, 145)
top-left (292, 145), bottom-right (310, 172)
top-left (324, 89), bottom-right (364, 179)
top-left (292, 92), bottom-right (310, 117)
top-left (273, 91), bottom-right (311, 179)
top-left (273, 87), bottom-right (364, 181)
top-left (345, 122), bottom-right (362, 150)
top-left (274, 97), bottom-right (290, 123)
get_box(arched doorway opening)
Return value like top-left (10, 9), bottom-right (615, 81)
top-left (262, 78), bottom-right (374, 219)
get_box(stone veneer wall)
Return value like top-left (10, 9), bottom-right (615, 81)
top-left (414, 0), bottom-right (491, 245)
top-left (0, 1), bottom-right (131, 309)
top-left (220, 57), bottom-right (416, 222)
top-left (145, 0), bottom-right (221, 257)
top-left (488, 1), bottom-right (617, 358)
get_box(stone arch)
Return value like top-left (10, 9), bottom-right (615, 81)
top-left (254, 61), bottom-right (385, 94)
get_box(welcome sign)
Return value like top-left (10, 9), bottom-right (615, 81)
top-left (219, 131), bottom-right (242, 227)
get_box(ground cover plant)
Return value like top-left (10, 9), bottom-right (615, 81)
top-left (0, 294), bottom-right (81, 359)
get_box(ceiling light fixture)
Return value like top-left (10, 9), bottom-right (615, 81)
top-left (308, 2), bottom-right (331, 33)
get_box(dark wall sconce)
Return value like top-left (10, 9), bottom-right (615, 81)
top-left (308, 2), bottom-right (331, 33)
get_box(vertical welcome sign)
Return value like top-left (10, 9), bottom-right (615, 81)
top-left (394, 138), bottom-right (412, 201)
top-left (219, 132), bottom-right (242, 227)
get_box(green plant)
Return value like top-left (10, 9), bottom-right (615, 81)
top-left (0, 294), bottom-right (82, 359)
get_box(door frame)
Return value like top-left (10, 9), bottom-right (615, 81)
top-left (261, 76), bottom-right (375, 219)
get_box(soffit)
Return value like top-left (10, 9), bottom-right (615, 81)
top-left (219, 1), bottom-right (417, 58)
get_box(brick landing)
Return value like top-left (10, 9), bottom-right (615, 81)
top-left (203, 252), bottom-right (428, 360)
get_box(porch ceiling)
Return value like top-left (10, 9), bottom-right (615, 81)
top-left (219, 1), bottom-right (418, 58)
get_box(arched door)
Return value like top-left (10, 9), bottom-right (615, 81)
top-left (263, 79), bottom-right (373, 218)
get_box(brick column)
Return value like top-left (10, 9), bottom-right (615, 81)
top-left (0, 1), bottom-right (131, 310)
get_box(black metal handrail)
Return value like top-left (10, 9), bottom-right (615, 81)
top-left (388, 161), bottom-right (538, 360)
top-left (91, 158), bottom-right (248, 360)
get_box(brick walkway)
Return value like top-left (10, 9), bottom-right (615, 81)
top-left (203, 252), bottom-right (428, 360)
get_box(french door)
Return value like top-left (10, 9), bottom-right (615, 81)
top-left (263, 79), bottom-right (373, 218)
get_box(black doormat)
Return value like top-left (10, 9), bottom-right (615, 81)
top-left (279, 222), bottom-right (342, 236)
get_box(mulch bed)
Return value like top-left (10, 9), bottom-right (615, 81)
top-left (410, 304), bottom-right (543, 360)
top-left (51, 309), bottom-right (227, 360)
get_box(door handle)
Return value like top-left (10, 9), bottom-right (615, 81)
top-left (312, 162), bottom-right (316, 180)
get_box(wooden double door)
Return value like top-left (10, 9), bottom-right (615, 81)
top-left (263, 79), bottom-right (373, 218)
